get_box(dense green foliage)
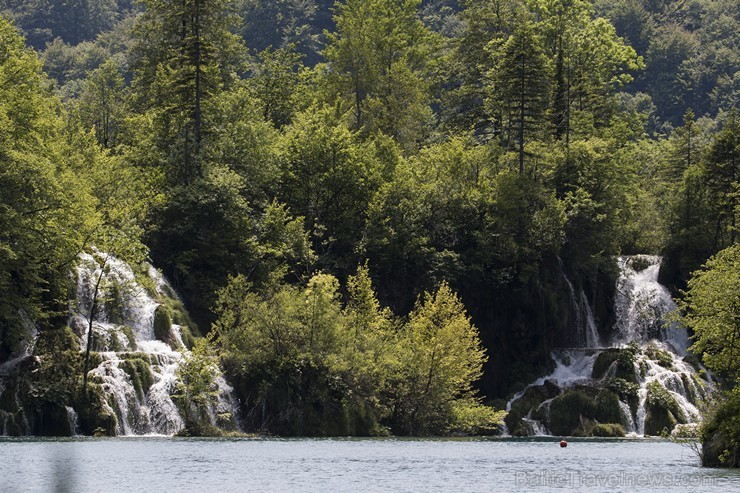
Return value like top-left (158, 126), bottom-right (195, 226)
top-left (214, 267), bottom-right (501, 435)
top-left (0, 0), bottom-right (737, 437)
top-left (680, 245), bottom-right (740, 466)
top-left (682, 245), bottom-right (740, 383)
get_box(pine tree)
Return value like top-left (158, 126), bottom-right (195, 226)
top-left (440, 0), bottom-right (520, 138)
top-left (703, 111), bottom-right (739, 247)
top-left (130, 0), bottom-right (245, 184)
top-left (487, 18), bottom-right (550, 175)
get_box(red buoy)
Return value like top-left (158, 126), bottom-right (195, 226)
top-left (560, 440), bottom-right (568, 448)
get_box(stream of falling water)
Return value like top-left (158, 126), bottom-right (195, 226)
top-left (507, 255), bottom-right (711, 437)
top-left (66, 250), bottom-right (239, 436)
top-left (0, 249), bottom-right (242, 436)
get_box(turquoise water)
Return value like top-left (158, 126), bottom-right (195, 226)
top-left (0, 437), bottom-right (738, 492)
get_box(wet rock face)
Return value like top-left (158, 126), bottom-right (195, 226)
top-left (546, 387), bottom-right (625, 437)
top-left (505, 383), bottom-right (560, 436)
top-left (591, 423), bottom-right (625, 437)
top-left (548, 389), bottom-right (595, 436)
top-left (30, 403), bottom-right (73, 437)
top-left (591, 348), bottom-right (638, 382)
top-left (643, 381), bottom-right (687, 436)
top-left (153, 306), bottom-right (176, 350)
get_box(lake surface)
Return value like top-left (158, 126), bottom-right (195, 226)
top-left (1, 437), bottom-right (738, 492)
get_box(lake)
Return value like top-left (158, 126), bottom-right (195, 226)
top-left (1, 437), bottom-right (738, 492)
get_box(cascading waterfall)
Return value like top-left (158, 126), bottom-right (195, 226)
top-left (506, 255), bottom-right (711, 437)
top-left (67, 250), bottom-right (239, 436)
top-left (65, 406), bottom-right (79, 436)
top-left (612, 256), bottom-right (689, 353)
top-left (0, 249), bottom-right (240, 437)
top-left (619, 400), bottom-right (636, 434)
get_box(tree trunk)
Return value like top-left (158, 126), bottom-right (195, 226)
top-left (83, 255), bottom-right (108, 395)
top-left (194, 0), bottom-right (202, 166)
top-left (519, 49), bottom-right (526, 176)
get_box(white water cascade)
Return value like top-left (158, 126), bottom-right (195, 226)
top-left (65, 250), bottom-right (239, 436)
top-left (559, 259), bottom-right (601, 348)
top-left (612, 256), bottom-right (690, 354)
top-left (506, 256), bottom-right (711, 437)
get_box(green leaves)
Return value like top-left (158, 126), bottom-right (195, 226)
top-left (0, 17), bottom-right (102, 346)
top-left (277, 103), bottom-right (382, 268)
top-left (487, 16), bottom-right (550, 174)
top-left (390, 282), bottom-right (489, 434)
top-left (130, 0), bottom-right (247, 185)
top-left (175, 337), bottom-right (221, 426)
top-left (682, 244), bottom-right (740, 383)
top-left (214, 266), bottom-right (500, 435)
top-left (324, 0), bottom-right (435, 148)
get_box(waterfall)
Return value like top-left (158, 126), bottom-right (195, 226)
top-left (65, 406), bottom-right (79, 436)
top-left (630, 343), bottom-right (703, 436)
top-left (522, 416), bottom-right (548, 436)
top-left (0, 246), bottom-right (221, 438)
top-left (635, 388), bottom-right (648, 436)
top-left (505, 350), bottom-right (599, 412)
top-left (619, 400), bottom-right (636, 434)
top-left (559, 260), bottom-right (601, 348)
top-left (612, 256), bottom-right (689, 354)
top-left (507, 256), bottom-right (711, 437)
top-left (63, 250), bottom-right (239, 436)
top-left (611, 256), bottom-right (702, 435)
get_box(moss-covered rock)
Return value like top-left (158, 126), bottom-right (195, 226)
top-left (604, 377), bottom-right (639, 413)
top-left (505, 381), bottom-right (560, 436)
top-left (627, 256), bottom-right (651, 272)
top-left (153, 305), bottom-right (174, 348)
top-left (161, 296), bottom-right (200, 337)
top-left (86, 324), bottom-right (135, 352)
top-left (592, 348), bottom-right (638, 382)
top-left (119, 357), bottom-right (154, 401)
top-left (29, 326), bottom-right (82, 417)
top-left (679, 373), bottom-right (704, 405)
top-left (644, 381), bottom-right (686, 436)
top-left (121, 325), bottom-right (136, 350)
top-left (34, 326), bottom-right (79, 355)
top-left (591, 423), bottom-right (626, 437)
top-left (74, 383), bottom-right (117, 436)
top-left (548, 389), bottom-right (596, 436)
top-left (548, 386), bottom-right (627, 436)
top-left (645, 343), bottom-right (674, 370)
top-left (594, 389), bottom-right (625, 425)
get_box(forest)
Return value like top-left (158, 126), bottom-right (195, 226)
top-left (0, 0), bottom-right (737, 461)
